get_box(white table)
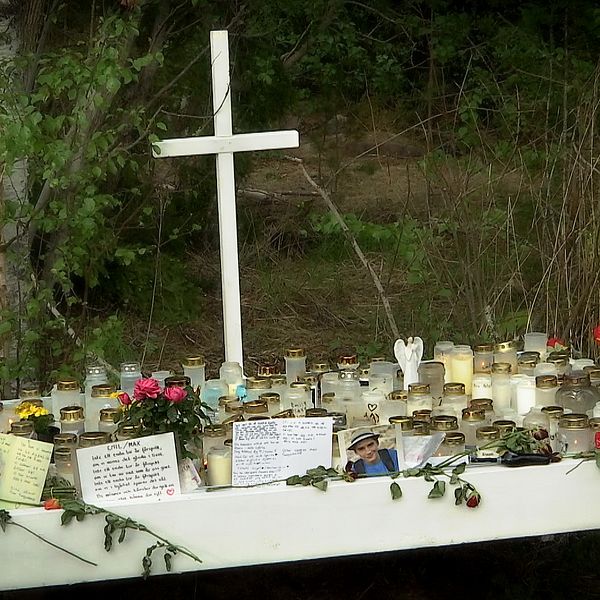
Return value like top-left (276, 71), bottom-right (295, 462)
top-left (1, 459), bottom-right (598, 591)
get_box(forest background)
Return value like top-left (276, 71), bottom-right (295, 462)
top-left (1, 0), bottom-right (599, 393)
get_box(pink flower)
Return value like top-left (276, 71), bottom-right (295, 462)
top-left (164, 386), bottom-right (187, 404)
top-left (133, 378), bottom-right (161, 400)
top-left (118, 392), bottom-right (131, 406)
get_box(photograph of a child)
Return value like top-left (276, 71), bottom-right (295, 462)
top-left (338, 425), bottom-right (403, 476)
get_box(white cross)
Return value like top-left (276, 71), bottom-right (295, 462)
top-left (152, 30), bottom-right (299, 366)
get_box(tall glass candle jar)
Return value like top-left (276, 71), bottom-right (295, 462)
top-left (151, 370), bottom-right (172, 388)
top-left (389, 415), bottom-right (415, 436)
top-left (434, 341), bottom-right (455, 382)
top-left (475, 426), bottom-right (501, 458)
top-left (542, 405), bottom-right (564, 451)
top-left (439, 383), bottom-right (467, 419)
top-left (434, 431), bottom-right (466, 457)
top-left (558, 414), bottom-right (592, 454)
top-left (379, 390), bottom-right (407, 424)
top-left (470, 398), bottom-right (495, 425)
top-left (460, 408), bottom-right (486, 446)
top-left (120, 362), bottom-right (141, 398)
top-left (207, 447), bottom-right (232, 486)
top-left (285, 383), bottom-right (310, 417)
top-left (547, 352), bottom-right (570, 377)
top-left (244, 377), bottom-right (272, 403)
top-left (51, 379), bottom-right (82, 419)
top-left (535, 375), bottom-right (558, 407)
top-left (299, 374), bottom-right (318, 407)
top-left (449, 345), bottom-right (473, 395)
top-left (471, 373), bottom-right (492, 400)
top-left (84, 365), bottom-right (108, 400)
top-left (534, 362), bottom-right (558, 377)
top-left (219, 361), bottom-right (244, 397)
top-left (285, 348), bottom-right (306, 385)
top-left (523, 332), bottom-right (548, 360)
top-left (203, 379), bottom-right (229, 415)
top-left (201, 424), bottom-right (227, 466)
top-left (182, 356), bottom-right (205, 392)
top-left (370, 361), bottom-right (397, 388)
top-left (572, 358), bottom-right (595, 371)
top-left (494, 341), bottom-right (518, 373)
top-left (473, 343), bottom-right (494, 373)
top-left (556, 371), bottom-right (600, 416)
top-left (515, 376), bottom-right (536, 416)
top-left (270, 375), bottom-right (287, 398)
top-left (86, 384), bottom-right (117, 432)
top-left (98, 407), bottom-right (119, 436)
top-left (360, 389), bottom-right (386, 426)
top-left (53, 446), bottom-right (75, 485)
top-left (260, 392), bottom-right (281, 416)
top-left (406, 383), bottom-right (433, 415)
top-left (518, 353), bottom-right (540, 376)
top-left (522, 406), bottom-right (550, 432)
top-left (430, 415), bottom-right (459, 433)
top-left (418, 361), bottom-right (445, 402)
top-left (368, 371), bottom-right (394, 397)
top-left (491, 363), bottom-right (512, 414)
top-left (320, 371), bottom-right (339, 396)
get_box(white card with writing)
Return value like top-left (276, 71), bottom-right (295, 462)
top-left (76, 432), bottom-right (181, 504)
top-left (232, 417), bottom-right (333, 486)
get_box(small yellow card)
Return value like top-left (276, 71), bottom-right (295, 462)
top-left (0, 434), bottom-right (53, 504)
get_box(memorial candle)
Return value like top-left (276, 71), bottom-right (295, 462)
top-left (207, 447), bottom-right (232, 486)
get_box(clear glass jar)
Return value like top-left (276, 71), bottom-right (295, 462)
top-left (300, 374), bottom-right (318, 407)
top-left (542, 405), bottom-right (564, 452)
top-left (556, 371), bottom-right (600, 417)
top-left (284, 348), bottom-right (306, 385)
top-left (471, 373), bottom-right (492, 400)
top-left (54, 446), bottom-right (75, 485)
top-left (270, 375), bottom-right (288, 398)
top-left (572, 358), bottom-right (595, 371)
top-left (244, 377), bottom-right (272, 403)
top-left (430, 415), bottom-right (459, 432)
top-left (439, 382), bottom-right (467, 419)
top-left (407, 383), bottom-right (433, 415)
top-left (84, 365), bottom-right (108, 400)
top-left (535, 375), bottom-right (558, 407)
top-left (418, 361), bottom-right (445, 402)
top-left (522, 406), bottom-right (550, 433)
top-left (337, 373), bottom-right (361, 402)
top-left (473, 343), bottom-right (494, 374)
top-left (53, 432), bottom-right (77, 449)
top-left (284, 383), bottom-right (310, 417)
top-left (475, 426), bottom-right (501, 458)
top-left (243, 399), bottom-right (269, 420)
top-left (320, 391), bottom-right (336, 413)
top-left (460, 408), bottom-right (486, 446)
top-left (202, 379), bottom-right (230, 414)
top-left (449, 345), bottom-right (473, 395)
top-left (389, 415), bottom-right (414, 436)
top-left (433, 341), bottom-right (455, 382)
top-left (534, 362), bottom-right (558, 377)
top-left (491, 362), bottom-right (512, 414)
top-left (86, 383), bottom-right (117, 432)
top-left (260, 392), bottom-right (281, 416)
top-left (206, 446), bottom-right (232, 486)
top-left (494, 341), bottom-right (518, 373)
top-left (201, 424), bottom-right (227, 467)
top-left (434, 431), bottom-right (466, 457)
top-left (470, 398), bottom-right (496, 425)
top-left (120, 362), bottom-right (141, 398)
top-left (219, 361), bottom-right (244, 397)
top-left (518, 353), bottom-right (539, 376)
top-left (10, 420), bottom-right (35, 438)
top-left (360, 389), bottom-right (386, 426)
top-left (515, 376), bottom-right (536, 416)
top-left (151, 370), bottom-right (172, 387)
top-left (60, 406), bottom-right (85, 436)
top-left (547, 352), bottom-right (570, 377)
top-left (379, 390), bottom-right (407, 424)
top-left (51, 379), bottom-right (82, 419)
top-left (369, 371), bottom-right (394, 396)
top-left (182, 356), bottom-right (205, 392)
top-left (493, 419), bottom-right (516, 435)
top-left (98, 407), bottom-right (119, 436)
top-left (320, 371), bottom-right (339, 396)
top-left (524, 332), bottom-right (548, 360)
top-left (558, 414), bottom-right (592, 454)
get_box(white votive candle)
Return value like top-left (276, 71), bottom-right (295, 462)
top-left (450, 345), bottom-right (473, 395)
top-left (207, 447), bottom-right (232, 486)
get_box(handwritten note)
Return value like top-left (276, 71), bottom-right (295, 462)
top-left (76, 432), bottom-right (181, 504)
top-left (232, 417), bottom-right (332, 486)
top-left (0, 434), bottom-right (53, 504)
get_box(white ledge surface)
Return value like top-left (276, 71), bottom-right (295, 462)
top-left (1, 460), bottom-right (599, 590)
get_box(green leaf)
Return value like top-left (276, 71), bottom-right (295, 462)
top-left (428, 480), bottom-right (446, 499)
top-left (312, 479), bottom-right (328, 492)
top-left (0, 510), bottom-right (11, 532)
top-left (61, 511), bottom-right (75, 526)
top-left (452, 463), bottom-right (466, 476)
top-left (390, 482), bottom-right (402, 500)
top-left (164, 552), bottom-right (172, 571)
top-left (286, 475), bottom-right (302, 486)
top-left (454, 486), bottom-right (466, 506)
top-left (118, 527), bottom-right (126, 543)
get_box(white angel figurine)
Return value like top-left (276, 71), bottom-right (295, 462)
top-left (394, 336), bottom-right (424, 389)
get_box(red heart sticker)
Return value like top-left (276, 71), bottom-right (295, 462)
top-left (166, 487), bottom-right (175, 496)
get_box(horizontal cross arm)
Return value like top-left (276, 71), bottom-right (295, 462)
top-left (152, 130), bottom-right (299, 158)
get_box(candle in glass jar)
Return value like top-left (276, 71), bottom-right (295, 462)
top-left (449, 345), bottom-right (473, 395)
top-left (207, 447), bottom-right (232, 486)
top-left (471, 373), bottom-right (492, 400)
top-left (473, 344), bottom-right (494, 373)
top-left (434, 341), bottom-right (454, 382)
top-left (523, 332), bottom-right (548, 361)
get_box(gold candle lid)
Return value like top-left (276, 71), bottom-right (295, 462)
top-left (20, 386), bottom-right (41, 400)
top-left (222, 414), bottom-right (244, 428)
top-left (300, 375), bottom-right (318, 386)
top-left (494, 341), bottom-right (517, 352)
top-left (164, 376), bottom-right (190, 388)
top-left (10, 421), bottom-right (34, 433)
top-left (117, 425), bottom-right (139, 439)
top-left (285, 348), bottom-right (305, 358)
top-left (290, 381), bottom-right (310, 390)
top-left (541, 405), bottom-right (564, 417)
top-left (412, 409), bottom-right (432, 422)
top-left (79, 431), bottom-right (110, 447)
top-left (338, 353), bottom-right (358, 366)
top-left (310, 362), bottom-right (330, 373)
top-left (257, 363), bottom-right (280, 377)
top-left (389, 415), bottom-right (413, 430)
top-left (243, 400), bottom-right (269, 414)
top-left (54, 446), bottom-right (72, 461)
top-left (248, 415), bottom-right (271, 421)
top-left (493, 419), bottom-right (516, 434)
top-left (321, 392), bottom-right (335, 404)
top-left (388, 390), bottom-right (408, 401)
top-left (519, 351), bottom-right (540, 362)
top-left (492, 362), bottom-right (512, 374)
top-left (443, 382), bottom-right (465, 395)
top-left (203, 424), bottom-right (226, 437)
top-left (476, 426), bottom-right (500, 440)
top-left (270, 375), bottom-right (287, 386)
top-left (408, 383), bottom-right (430, 395)
top-left (462, 408), bottom-right (485, 421)
top-left (91, 384), bottom-right (115, 397)
top-left (54, 432), bottom-right (77, 445)
top-left (536, 375), bottom-right (558, 388)
top-left (99, 407), bottom-right (119, 423)
top-left (306, 407), bottom-right (328, 417)
top-left (182, 356), bottom-right (205, 367)
top-left (60, 406), bottom-right (84, 421)
top-left (430, 415), bottom-right (458, 431)
top-left (245, 377), bottom-right (271, 390)
top-left (218, 395), bottom-right (238, 407)
top-left (444, 431), bottom-right (466, 445)
top-left (224, 400), bottom-right (244, 414)
top-left (413, 420), bottom-right (430, 435)
top-left (57, 379), bottom-right (79, 392)
top-left (259, 392), bottom-right (280, 405)
top-left (474, 343), bottom-right (494, 353)
top-left (470, 398), bottom-right (493, 411)
top-left (559, 413), bottom-right (589, 428)
top-left (589, 417), bottom-right (600, 430)
top-left (547, 352), bottom-right (569, 366)
top-left (272, 409), bottom-right (295, 419)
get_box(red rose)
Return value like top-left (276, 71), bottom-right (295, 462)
top-left (547, 336), bottom-right (565, 348)
top-left (532, 428), bottom-right (549, 441)
top-left (43, 498), bottom-right (61, 510)
top-left (133, 378), bottom-right (161, 400)
top-left (118, 392), bottom-right (131, 406)
top-left (466, 493), bottom-right (480, 508)
top-left (595, 432), bottom-right (600, 450)
top-left (164, 386), bottom-right (187, 404)
top-left (594, 325), bottom-right (600, 345)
